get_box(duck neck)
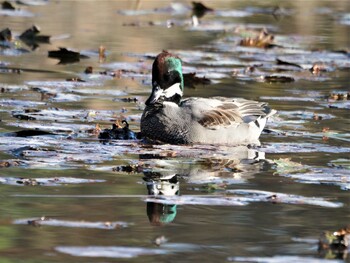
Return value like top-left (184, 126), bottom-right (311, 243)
top-left (164, 93), bottom-right (182, 105)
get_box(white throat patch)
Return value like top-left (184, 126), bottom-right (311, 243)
top-left (163, 83), bottom-right (183, 98)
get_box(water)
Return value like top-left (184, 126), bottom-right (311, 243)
top-left (0, 1), bottom-right (349, 262)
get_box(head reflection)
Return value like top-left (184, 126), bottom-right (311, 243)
top-left (140, 146), bottom-right (266, 225)
top-left (143, 172), bottom-right (179, 226)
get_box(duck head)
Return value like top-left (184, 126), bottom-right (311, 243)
top-left (145, 51), bottom-right (184, 106)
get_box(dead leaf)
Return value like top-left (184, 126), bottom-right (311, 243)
top-left (48, 47), bottom-right (89, 64)
top-left (239, 28), bottom-right (277, 48)
top-left (183, 72), bottom-right (211, 88)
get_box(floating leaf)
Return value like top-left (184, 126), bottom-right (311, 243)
top-left (0, 159), bottom-right (22, 168)
top-left (0, 27), bottom-right (12, 41)
top-left (0, 7), bottom-right (34, 17)
top-left (99, 120), bottom-right (138, 141)
top-left (4, 129), bottom-right (56, 137)
top-left (276, 58), bottom-right (303, 69)
top-left (153, 235), bottom-right (168, 246)
top-left (328, 92), bottom-right (349, 101)
top-left (263, 75), bottom-right (295, 83)
top-left (191, 1), bottom-right (214, 19)
top-left (2, 1), bottom-right (16, 10)
top-left (48, 47), bottom-right (89, 64)
top-left (262, 143), bottom-right (350, 154)
top-left (239, 28), bottom-right (277, 49)
top-left (329, 159), bottom-right (350, 170)
top-left (0, 99), bottom-right (46, 108)
top-left (15, 0), bottom-right (49, 6)
top-left (56, 246), bottom-right (168, 258)
top-left (228, 189), bottom-right (343, 208)
top-left (339, 13), bottom-right (350, 26)
top-left (183, 72), bottom-right (211, 88)
top-left (14, 217), bottom-right (129, 229)
top-left (145, 189), bottom-right (343, 208)
top-left (273, 158), bottom-right (309, 174)
top-left (318, 225), bottom-right (350, 259)
top-left (0, 176), bottom-right (105, 186)
top-left (228, 255), bottom-right (343, 263)
top-left (19, 25), bottom-right (50, 50)
top-left (118, 3), bottom-right (189, 16)
top-left (279, 167), bottom-right (350, 191)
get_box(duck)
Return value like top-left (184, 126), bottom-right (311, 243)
top-left (141, 51), bottom-right (276, 145)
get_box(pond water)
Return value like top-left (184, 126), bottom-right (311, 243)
top-left (0, 1), bottom-right (349, 262)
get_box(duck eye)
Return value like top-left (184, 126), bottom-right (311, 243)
top-left (163, 72), bottom-right (170, 81)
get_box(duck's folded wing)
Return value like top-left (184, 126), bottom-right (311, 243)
top-left (183, 98), bottom-right (269, 129)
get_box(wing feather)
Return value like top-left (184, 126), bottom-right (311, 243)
top-left (197, 98), bottom-right (269, 129)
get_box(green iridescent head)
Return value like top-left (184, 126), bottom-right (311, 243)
top-left (146, 51), bottom-right (184, 106)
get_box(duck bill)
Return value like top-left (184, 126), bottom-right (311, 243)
top-left (145, 85), bottom-right (163, 106)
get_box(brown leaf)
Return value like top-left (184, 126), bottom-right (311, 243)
top-left (239, 29), bottom-right (276, 49)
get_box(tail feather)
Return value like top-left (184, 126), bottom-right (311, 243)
top-left (252, 108), bottom-right (276, 134)
top-left (266, 109), bottom-right (277, 118)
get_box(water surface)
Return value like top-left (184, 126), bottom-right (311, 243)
top-left (0, 1), bottom-right (349, 262)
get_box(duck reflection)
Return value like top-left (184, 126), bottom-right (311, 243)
top-left (143, 172), bottom-right (179, 226)
top-left (19, 25), bottom-right (50, 51)
top-left (141, 146), bottom-right (267, 225)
